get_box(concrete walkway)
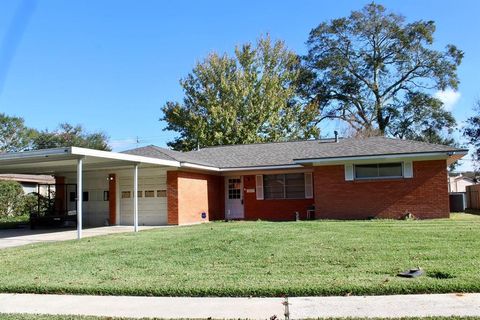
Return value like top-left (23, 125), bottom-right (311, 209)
top-left (0, 226), bottom-right (160, 249)
top-left (0, 293), bottom-right (480, 319)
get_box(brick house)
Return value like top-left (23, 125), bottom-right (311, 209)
top-left (0, 174), bottom-right (54, 194)
top-left (0, 137), bottom-right (467, 236)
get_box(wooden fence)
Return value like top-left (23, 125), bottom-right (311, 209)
top-left (466, 185), bottom-right (480, 209)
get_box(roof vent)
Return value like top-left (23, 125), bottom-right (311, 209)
top-left (334, 131), bottom-right (339, 143)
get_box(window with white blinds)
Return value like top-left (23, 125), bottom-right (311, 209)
top-left (259, 173), bottom-right (312, 199)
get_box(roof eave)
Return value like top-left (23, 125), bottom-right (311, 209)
top-left (70, 147), bottom-right (181, 167)
top-left (0, 147), bottom-right (181, 168)
top-left (179, 162), bottom-right (305, 172)
top-left (294, 150), bottom-right (468, 166)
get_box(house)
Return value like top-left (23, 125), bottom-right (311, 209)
top-left (0, 137), bottom-right (467, 237)
top-left (448, 172), bottom-right (477, 193)
top-left (0, 174), bottom-right (55, 194)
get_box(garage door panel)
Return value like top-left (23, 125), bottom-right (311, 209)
top-left (119, 174), bottom-right (167, 226)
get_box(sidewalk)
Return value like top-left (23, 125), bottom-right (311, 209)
top-left (0, 293), bottom-right (479, 319)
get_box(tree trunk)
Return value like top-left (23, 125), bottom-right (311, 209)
top-left (375, 98), bottom-right (386, 135)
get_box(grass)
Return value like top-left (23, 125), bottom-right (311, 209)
top-left (450, 212), bottom-right (480, 220)
top-left (1, 316), bottom-right (480, 320)
top-left (0, 213), bottom-right (479, 297)
top-left (0, 214), bottom-right (29, 229)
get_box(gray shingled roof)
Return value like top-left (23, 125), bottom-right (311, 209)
top-left (123, 145), bottom-right (213, 166)
top-left (123, 137), bottom-right (466, 169)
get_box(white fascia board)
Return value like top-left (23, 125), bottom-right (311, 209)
top-left (220, 164), bottom-right (304, 172)
top-left (294, 151), bottom-right (467, 166)
top-left (70, 147), bottom-right (180, 167)
top-left (180, 162), bottom-right (221, 172)
top-left (179, 162), bottom-right (304, 172)
top-left (0, 148), bottom-right (70, 162)
top-left (0, 147), bottom-right (181, 167)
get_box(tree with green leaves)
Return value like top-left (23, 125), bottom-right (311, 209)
top-left (302, 3), bottom-right (463, 143)
top-left (464, 100), bottom-right (480, 171)
top-left (162, 36), bottom-right (320, 151)
top-left (0, 180), bottom-right (25, 217)
top-left (0, 113), bottom-right (34, 152)
top-left (32, 123), bottom-right (110, 151)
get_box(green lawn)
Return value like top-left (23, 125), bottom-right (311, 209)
top-left (0, 214), bottom-right (29, 229)
top-left (0, 214), bottom-right (479, 297)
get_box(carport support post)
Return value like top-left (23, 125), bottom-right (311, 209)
top-left (77, 157), bottom-right (84, 239)
top-left (133, 163), bottom-right (139, 232)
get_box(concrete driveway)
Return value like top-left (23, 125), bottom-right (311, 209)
top-left (0, 226), bottom-right (160, 249)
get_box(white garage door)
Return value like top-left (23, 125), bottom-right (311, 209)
top-left (119, 175), bottom-right (167, 226)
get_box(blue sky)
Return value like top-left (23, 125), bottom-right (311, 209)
top-left (0, 0), bottom-right (479, 168)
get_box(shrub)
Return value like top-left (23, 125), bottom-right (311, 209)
top-left (0, 180), bottom-right (25, 217)
top-left (22, 193), bottom-right (38, 215)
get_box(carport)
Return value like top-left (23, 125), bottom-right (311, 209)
top-left (0, 147), bottom-right (180, 239)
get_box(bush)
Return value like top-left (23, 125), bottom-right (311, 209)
top-left (0, 180), bottom-right (25, 217)
top-left (22, 193), bottom-right (38, 215)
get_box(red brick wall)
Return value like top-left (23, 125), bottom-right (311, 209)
top-left (313, 160), bottom-right (449, 219)
top-left (243, 175), bottom-right (315, 221)
top-left (208, 175), bottom-right (225, 220)
top-left (167, 171), bottom-right (179, 225)
top-left (167, 171), bottom-right (224, 225)
top-left (108, 174), bottom-right (116, 225)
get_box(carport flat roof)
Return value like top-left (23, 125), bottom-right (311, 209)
top-left (0, 147), bottom-right (181, 174)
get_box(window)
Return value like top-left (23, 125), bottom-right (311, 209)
top-left (68, 191), bottom-right (89, 201)
top-left (285, 173), bottom-right (305, 199)
top-left (263, 173), bottom-right (305, 199)
top-left (228, 178), bottom-right (241, 199)
top-left (157, 190), bottom-right (167, 197)
top-left (103, 191), bottom-right (109, 201)
top-left (137, 191), bottom-right (143, 198)
top-left (355, 163), bottom-right (403, 179)
top-left (145, 190), bottom-right (155, 198)
top-left (121, 191), bottom-right (131, 199)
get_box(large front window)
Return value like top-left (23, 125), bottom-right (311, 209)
top-left (264, 173), bottom-right (305, 199)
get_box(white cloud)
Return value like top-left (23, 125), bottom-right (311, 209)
top-left (434, 89), bottom-right (461, 111)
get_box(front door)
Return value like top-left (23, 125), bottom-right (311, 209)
top-left (225, 176), bottom-right (244, 219)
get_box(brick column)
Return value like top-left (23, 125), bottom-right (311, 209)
top-left (167, 171), bottom-right (179, 225)
top-left (108, 174), bottom-right (116, 225)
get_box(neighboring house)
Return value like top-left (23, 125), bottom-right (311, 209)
top-left (448, 173), bottom-right (477, 193)
top-left (0, 174), bottom-right (54, 194)
top-left (0, 137), bottom-right (468, 232)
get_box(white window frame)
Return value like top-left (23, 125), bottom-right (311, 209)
top-left (353, 162), bottom-right (404, 180)
top-left (304, 172), bottom-right (313, 199)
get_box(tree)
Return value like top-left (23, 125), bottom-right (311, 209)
top-left (302, 3), bottom-right (463, 143)
top-left (464, 100), bottom-right (480, 171)
top-left (162, 36), bottom-right (320, 151)
top-left (0, 113), bottom-right (34, 152)
top-left (31, 123), bottom-right (111, 151)
top-left (0, 180), bottom-right (25, 217)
